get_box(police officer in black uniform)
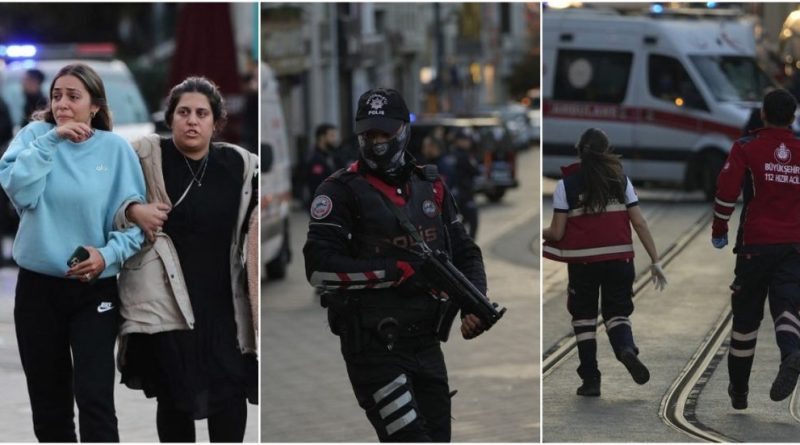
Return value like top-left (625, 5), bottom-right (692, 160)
top-left (448, 130), bottom-right (480, 239)
top-left (303, 88), bottom-right (488, 442)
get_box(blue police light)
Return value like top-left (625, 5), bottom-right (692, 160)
top-left (6, 44), bottom-right (37, 58)
top-left (651, 4), bottom-right (664, 14)
top-left (706, 2), bottom-right (717, 8)
top-left (409, 112), bottom-right (417, 123)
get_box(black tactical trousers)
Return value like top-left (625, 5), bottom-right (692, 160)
top-left (728, 249), bottom-right (800, 391)
top-left (345, 335), bottom-right (451, 442)
top-left (567, 259), bottom-right (637, 380)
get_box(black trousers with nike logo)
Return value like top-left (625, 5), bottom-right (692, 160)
top-left (15, 268), bottom-right (121, 442)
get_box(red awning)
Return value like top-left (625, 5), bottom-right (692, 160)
top-left (169, 3), bottom-right (241, 96)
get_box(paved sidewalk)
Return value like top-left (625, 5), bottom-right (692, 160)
top-left (0, 266), bottom-right (258, 442)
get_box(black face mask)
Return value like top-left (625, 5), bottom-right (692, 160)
top-left (358, 123), bottom-right (410, 177)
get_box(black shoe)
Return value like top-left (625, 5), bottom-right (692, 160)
top-left (619, 348), bottom-right (650, 385)
top-left (576, 378), bottom-right (601, 397)
top-left (728, 384), bottom-right (748, 410)
top-left (770, 351), bottom-right (800, 401)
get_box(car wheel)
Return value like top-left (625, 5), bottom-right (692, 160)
top-left (266, 227), bottom-right (290, 280)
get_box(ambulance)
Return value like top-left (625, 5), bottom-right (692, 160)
top-left (261, 63), bottom-right (292, 280)
top-left (542, 8), bottom-right (776, 199)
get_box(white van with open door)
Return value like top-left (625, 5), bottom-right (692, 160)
top-left (261, 63), bottom-right (292, 280)
top-left (542, 8), bottom-right (776, 199)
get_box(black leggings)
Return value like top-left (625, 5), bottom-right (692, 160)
top-left (156, 397), bottom-right (247, 443)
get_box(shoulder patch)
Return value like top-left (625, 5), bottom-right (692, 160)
top-left (419, 164), bottom-right (439, 182)
top-left (310, 195), bottom-right (333, 220)
top-left (736, 135), bottom-right (755, 147)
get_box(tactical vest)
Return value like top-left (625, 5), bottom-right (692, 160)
top-left (331, 169), bottom-right (449, 329)
top-left (543, 166), bottom-right (634, 264)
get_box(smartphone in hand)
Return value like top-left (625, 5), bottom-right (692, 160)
top-left (67, 246), bottom-right (90, 268)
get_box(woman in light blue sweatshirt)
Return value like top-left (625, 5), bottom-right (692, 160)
top-left (0, 63), bottom-right (145, 442)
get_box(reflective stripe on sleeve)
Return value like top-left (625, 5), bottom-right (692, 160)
top-left (309, 270), bottom-right (388, 288)
top-left (715, 197), bottom-right (736, 208)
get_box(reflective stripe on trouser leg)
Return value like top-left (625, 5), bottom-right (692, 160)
top-left (367, 373), bottom-right (423, 440)
top-left (605, 316), bottom-right (636, 356)
top-left (728, 326), bottom-right (760, 391)
top-left (775, 311), bottom-right (800, 360)
top-left (729, 329), bottom-right (758, 358)
top-left (572, 318), bottom-right (599, 380)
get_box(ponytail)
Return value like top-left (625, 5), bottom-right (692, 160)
top-left (576, 128), bottom-right (626, 214)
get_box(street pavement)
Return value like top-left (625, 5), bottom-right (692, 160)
top-left (541, 180), bottom-right (800, 441)
top-left (262, 149), bottom-right (540, 442)
top-left (0, 256), bottom-right (258, 442)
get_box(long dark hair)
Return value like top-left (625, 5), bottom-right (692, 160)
top-left (33, 63), bottom-right (112, 131)
top-left (576, 128), bottom-right (626, 214)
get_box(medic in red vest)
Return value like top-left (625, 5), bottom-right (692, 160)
top-left (711, 89), bottom-right (800, 409)
top-left (543, 127), bottom-right (668, 397)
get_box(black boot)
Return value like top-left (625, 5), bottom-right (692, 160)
top-left (770, 351), bottom-right (800, 402)
top-left (619, 347), bottom-right (650, 385)
top-left (576, 377), bottom-right (601, 397)
top-left (728, 383), bottom-right (748, 410)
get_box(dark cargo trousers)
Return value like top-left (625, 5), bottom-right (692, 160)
top-left (567, 259), bottom-right (637, 380)
top-left (345, 335), bottom-right (451, 442)
top-left (728, 249), bottom-right (800, 392)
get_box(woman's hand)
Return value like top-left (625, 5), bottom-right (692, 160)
top-left (650, 262), bottom-right (668, 291)
top-left (56, 122), bottom-right (94, 143)
top-left (127, 202), bottom-right (171, 242)
top-left (66, 246), bottom-right (106, 282)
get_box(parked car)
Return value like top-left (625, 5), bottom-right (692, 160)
top-left (409, 115), bottom-right (519, 202)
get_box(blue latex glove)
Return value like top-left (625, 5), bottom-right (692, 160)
top-left (712, 234), bottom-right (728, 249)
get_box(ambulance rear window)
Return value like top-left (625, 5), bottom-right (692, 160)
top-left (553, 50), bottom-right (632, 104)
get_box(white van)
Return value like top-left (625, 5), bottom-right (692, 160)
top-left (261, 63), bottom-right (292, 280)
top-left (0, 58), bottom-right (154, 141)
top-left (542, 8), bottom-right (775, 199)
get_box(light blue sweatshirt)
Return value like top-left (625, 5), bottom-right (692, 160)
top-left (0, 121), bottom-right (145, 278)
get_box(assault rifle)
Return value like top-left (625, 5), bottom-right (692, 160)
top-left (414, 245), bottom-right (506, 341)
top-left (371, 169), bottom-right (507, 341)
